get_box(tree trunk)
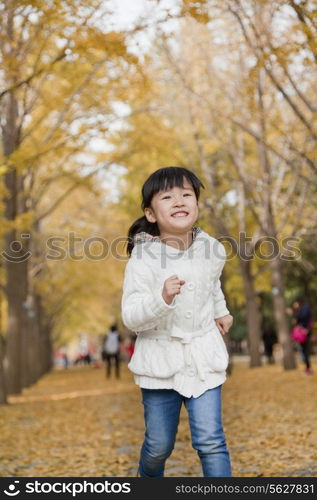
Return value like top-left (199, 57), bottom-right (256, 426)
top-left (236, 175), bottom-right (262, 367)
top-left (0, 335), bottom-right (7, 404)
top-left (4, 254), bottom-right (29, 394)
top-left (0, 290), bottom-right (7, 404)
top-left (24, 277), bottom-right (42, 386)
top-left (34, 294), bottom-right (53, 376)
top-left (240, 259), bottom-right (262, 367)
top-left (2, 89), bottom-right (31, 394)
top-left (256, 66), bottom-right (296, 370)
top-left (270, 256), bottom-right (296, 370)
top-left (42, 320), bottom-right (54, 374)
top-left (20, 258), bottom-right (34, 390)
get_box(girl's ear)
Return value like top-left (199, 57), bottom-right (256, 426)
top-left (144, 208), bottom-right (156, 223)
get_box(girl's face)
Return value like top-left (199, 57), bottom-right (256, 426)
top-left (144, 178), bottom-right (199, 234)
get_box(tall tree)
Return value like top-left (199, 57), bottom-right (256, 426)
top-left (0, 0), bottom-right (138, 396)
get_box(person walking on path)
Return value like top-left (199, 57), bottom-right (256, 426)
top-left (102, 323), bottom-right (122, 379)
top-left (289, 297), bottom-right (314, 376)
top-left (121, 166), bottom-right (233, 477)
top-left (261, 318), bottom-right (277, 365)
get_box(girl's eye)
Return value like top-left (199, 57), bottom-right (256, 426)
top-left (162, 193), bottom-right (192, 199)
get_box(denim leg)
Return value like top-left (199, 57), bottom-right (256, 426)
top-left (185, 385), bottom-right (232, 477)
top-left (139, 388), bottom-right (183, 477)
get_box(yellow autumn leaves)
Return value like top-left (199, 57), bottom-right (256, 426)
top-left (1, 359), bottom-right (316, 477)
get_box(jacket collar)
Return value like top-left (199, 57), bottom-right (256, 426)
top-left (132, 226), bottom-right (211, 257)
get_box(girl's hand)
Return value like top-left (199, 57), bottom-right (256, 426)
top-left (215, 314), bottom-right (233, 336)
top-left (162, 275), bottom-right (185, 305)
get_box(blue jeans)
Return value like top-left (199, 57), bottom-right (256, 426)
top-left (138, 384), bottom-right (232, 477)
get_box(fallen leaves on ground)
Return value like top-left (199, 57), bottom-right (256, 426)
top-left (0, 358), bottom-right (316, 477)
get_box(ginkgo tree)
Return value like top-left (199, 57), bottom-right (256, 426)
top-left (0, 0), bottom-right (143, 401)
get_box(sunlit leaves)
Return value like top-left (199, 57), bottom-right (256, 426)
top-left (1, 362), bottom-right (316, 477)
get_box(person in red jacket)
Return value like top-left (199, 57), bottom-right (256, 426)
top-left (292, 297), bottom-right (314, 375)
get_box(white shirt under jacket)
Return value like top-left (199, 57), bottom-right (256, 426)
top-left (121, 226), bottom-right (231, 398)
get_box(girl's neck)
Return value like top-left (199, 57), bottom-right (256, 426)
top-left (158, 228), bottom-right (193, 251)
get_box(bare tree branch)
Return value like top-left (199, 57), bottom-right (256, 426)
top-left (288, 0), bottom-right (317, 63)
top-left (34, 149), bottom-right (137, 223)
top-left (0, 51), bottom-right (67, 99)
top-left (228, 0), bottom-right (317, 141)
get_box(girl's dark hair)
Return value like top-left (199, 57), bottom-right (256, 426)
top-left (126, 166), bottom-right (205, 256)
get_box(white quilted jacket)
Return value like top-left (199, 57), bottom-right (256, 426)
top-left (121, 227), bottom-right (231, 397)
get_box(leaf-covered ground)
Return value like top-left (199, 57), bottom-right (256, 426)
top-left (1, 357), bottom-right (316, 477)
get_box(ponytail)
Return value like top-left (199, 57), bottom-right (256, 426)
top-left (126, 215), bottom-right (159, 257)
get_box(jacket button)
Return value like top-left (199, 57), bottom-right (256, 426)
top-left (187, 282), bottom-right (195, 290)
top-left (185, 311), bottom-right (192, 319)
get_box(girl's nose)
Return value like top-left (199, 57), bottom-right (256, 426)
top-left (173, 195), bottom-right (185, 206)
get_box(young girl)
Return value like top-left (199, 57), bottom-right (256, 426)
top-left (121, 166), bottom-right (233, 477)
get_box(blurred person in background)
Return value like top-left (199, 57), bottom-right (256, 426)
top-left (287, 296), bottom-right (314, 376)
top-left (102, 323), bottom-right (122, 379)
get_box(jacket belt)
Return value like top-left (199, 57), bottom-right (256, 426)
top-left (137, 324), bottom-right (217, 343)
top-left (137, 324), bottom-right (219, 382)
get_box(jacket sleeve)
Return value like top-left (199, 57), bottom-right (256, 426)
top-left (212, 242), bottom-right (230, 319)
top-left (121, 256), bottom-right (177, 332)
top-left (213, 279), bottom-right (230, 319)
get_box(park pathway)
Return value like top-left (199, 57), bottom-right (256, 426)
top-left (1, 357), bottom-right (316, 477)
